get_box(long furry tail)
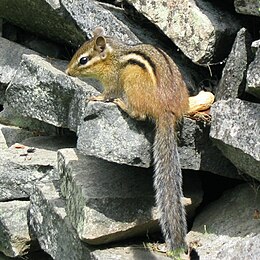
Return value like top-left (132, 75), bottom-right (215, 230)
top-left (153, 114), bottom-right (187, 250)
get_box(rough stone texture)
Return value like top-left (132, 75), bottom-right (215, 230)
top-left (0, 0), bottom-right (85, 47)
top-left (0, 104), bottom-right (58, 135)
top-left (210, 99), bottom-right (260, 181)
top-left (6, 54), bottom-right (99, 132)
top-left (91, 246), bottom-right (171, 260)
top-left (61, 0), bottom-right (140, 45)
top-left (234, 0), bottom-right (260, 17)
top-left (0, 123), bottom-right (37, 147)
top-left (0, 136), bottom-right (75, 201)
top-left (215, 28), bottom-right (253, 101)
top-left (77, 101), bottom-right (153, 168)
top-left (78, 101), bottom-right (239, 178)
top-left (0, 37), bottom-right (38, 104)
top-left (246, 48), bottom-right (260, 99)
top-left (126, 0), bottom-right (239, 64)
top-left (187, 184), bottom-right (260, 259)
top-left (30, 180), bottom-right (91, 260)
top-left (0, 200), bottom-right (36, 257)
top-left (58, 148), bottom-right (202, 245)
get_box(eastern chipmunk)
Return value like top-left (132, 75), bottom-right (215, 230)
top-left (66, 27), bottom-right (189, 251)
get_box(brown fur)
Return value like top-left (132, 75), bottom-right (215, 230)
top-left (66, 28), bottom-right (189, 250)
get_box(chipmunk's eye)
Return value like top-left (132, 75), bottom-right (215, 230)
top-left (79, 56), bottom-right (89, 65)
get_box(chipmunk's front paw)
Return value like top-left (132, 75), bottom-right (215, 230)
top-left (87, 95), bottom-right (106, 102)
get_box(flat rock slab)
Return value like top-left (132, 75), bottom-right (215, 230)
top-left (58, 148), bottom-right (202, 245)
top-left (126, 0), bottom-right (239, 64)
top-left (0, 0), bottom-right (85, 47)
top-left (0, 200), bottom-right (35, 257)
top-left (0, 37), bottom-right (38, 104)
top-left (0, 135), bottom-right (75, 201)
top-left (234, 0), bottom-right (260, 17)
top-left (215, 28), bottom-right (253, 101)
top-left (79, 101), bottom-right (239, 178)
top-left (0, 123), bottom-right (37, 148)
top-left (210, 99), bottom-right (260, 181)
top-left (91, 245), bottom-right (171, 260)
top-left (6, 54), bottom-right (98, 132)
top-left (246, 48), bottom-right (260, 99)
top-left (187, 184), bottom-right (260, 259)
top-left (30, 180), bottom-right (91, 260)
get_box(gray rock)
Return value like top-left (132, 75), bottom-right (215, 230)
top-left (234, 0), bottom-right (260, 17)
top-left (61, 0), bottom-right (140, 45)
top-left (0, 200), bottom-right (36, 257)
top-left (30, 180), bottom-right (91, 260)
top-left (91, 246), bottom-right (171, 260)
top-left (0, 37), bottom-right (38, 85)
top-left (58, 148), bottom-right (202, 245)
top-left (0, 37), bottom-right (38, 104)
top-left (0, 0), bottom-right (85, 47)
top-left (215, 28), bottom-right (253, 101)
top-left (251, 39), bottom-right (260, 54)
top-left (78, 100), bottom-right (239, 178)
top-left (0, 123), bottom-right (37, 147)
top-left (0, 136), bottom-right (75, 201)
top-left (77, 101), bottom-right (153, 168)
top-left (126, 0), bottom-right (239, 64)
top-left (187, 184), bottom-right (260, 259)
top-left (6, 54), bottom-right (98, 132)
top-left (210, 99), bottom-right (260, 181)
top-left (246, 48), bottom-right (260, 99)
top-left (0, 103), bottom-right (58, 135)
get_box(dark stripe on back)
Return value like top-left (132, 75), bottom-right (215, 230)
top-left (155, 47), bottom-right (173, 76)
top-left (123, 59), bottom-right (146, 70)
top-left (127, 50), bottom-right (157, 76)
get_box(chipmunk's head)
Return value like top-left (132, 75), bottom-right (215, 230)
top-left (66, 27), bottom-right (113, 78)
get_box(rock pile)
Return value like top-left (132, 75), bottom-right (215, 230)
top-left (0, 1), bottom-right (259, 259)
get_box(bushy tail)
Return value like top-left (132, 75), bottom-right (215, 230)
top-left (153, 115), bottom-right (187, 250)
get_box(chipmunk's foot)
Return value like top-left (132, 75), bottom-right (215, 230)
top-left (187, 110), bottom-right (211, 123)
top-left (87, 95), bottom-right (115, 103)
top-left (113, 98), bottom-right (147, 120)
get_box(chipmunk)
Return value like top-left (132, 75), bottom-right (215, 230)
top-left (66, 27), bottom-right (189, 251)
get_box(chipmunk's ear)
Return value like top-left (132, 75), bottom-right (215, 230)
top-left (95, 35), bottom-right (107, 54)
top-left (92, 27), bottom-right (105, 37)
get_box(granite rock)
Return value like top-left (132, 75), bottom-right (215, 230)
top-left (246, 48), bottom-right (260, 99)
top-left (58, 148), bottom-right (202, 245)
top-left (126, 0), bottom-right (239, 64)
top-left (5, 54), bottom-right (99, 132)
top-left (234, 0), bottom-right (260, 17)
top-left (187, 184), bottom-right (260, 259)
top-left (210, 99), bottom-right (260, 181)
top-left (30, 180), bottom-right (91, 260)
top-left (0, 201), bottom-right (36, 257)
top-left (215, 28), bottom-right (253, 101)
top-left (0, 135), bottom-right (75, 201)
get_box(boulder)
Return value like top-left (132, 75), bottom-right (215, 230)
top-left (0, 0), bottom-right (85, 47)
top-left (0, 37), bottom-right (38, 104)
top-left (0, 123), bottom-right (36, 148)
top-left (0, 200), bottom-right (36, 257)
top-left (58, 148), bottom-right (202, 245)
top-left (246, 48), bottom-right (260, 99)
top-left (187, 184), bottom-right (260, 259)
top-left (215, 28), bottom-right (253, 101)
top-left (126, 0), bottom-right (239, 64)
top-left (30, 180), bottom-right (91, 260)
top-left (5, 54), bottom-right (99, 132)
top-left (210, 99), bottom-right (260, 181)
top-left (234, 0), bottom-right (260, 17)
top-left (0, 135), bottom-right (75, 201)
top-left (78, 101), bottom-right (239, 178)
